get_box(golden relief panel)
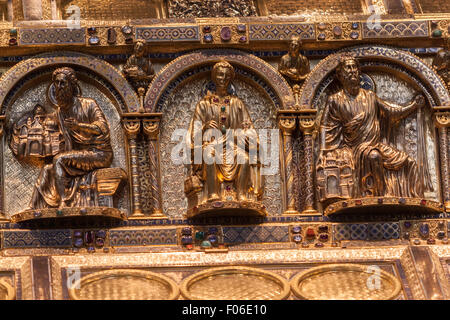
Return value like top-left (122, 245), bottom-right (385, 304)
top-left (3, 78), bottom-right (129, 217)
top-left (158, 75), bottom-right (282, 218)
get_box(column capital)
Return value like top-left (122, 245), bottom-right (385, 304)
top-left (433, 106), bottom-right (450, 128)
top-left (278, 115), bottom-right (297, 135)
top-left (122, 118), bottom-right (141, 139)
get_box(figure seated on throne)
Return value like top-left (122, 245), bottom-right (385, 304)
top-left (9, 67), bottom-right (126, 221)
top-left (184, 61), bottom-right (265, 217)
top-left (316, 55), bottom-right (435, 213)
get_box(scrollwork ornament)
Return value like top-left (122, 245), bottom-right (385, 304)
top-left (123, 119), bottom-right (141, 138)
top-left (142, 120), bottom-right (160, 140)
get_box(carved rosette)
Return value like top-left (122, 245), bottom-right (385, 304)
top-left (433, 107), bottom-right (450, 211)
top-left (278, 114), bottom-right (298, 214)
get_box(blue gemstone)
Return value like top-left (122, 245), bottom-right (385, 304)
top-left (87, 247), bottom-right (95, 253)
top-left (293, 235), bottom-right (302, 243)
top-left (237, 24), bottom-right (246, 33)
top-left (208, 235), bottom-right (218, 245)
top-left (73, 230), bottom-right (83, 238)
top-left (350, 32), bottom-right (359, 39)
top-left (204, 34), bottom-right (213, 42)
top-left (292, 226), bottom-right (301, 234)
top-left (419, 223), bottom-right (429, 237)
top-left (352, 22), bottom-right (359, 29)
top-left (95, 238), bottom-right (105, 247)
top-left (34, 211), bottom-right (42, 218)
top-left (181, 236), bottom-right (193, 245)
top-left (74, 238), bottom-right (84, 248)
top-left (182, 227), bottom-right (192, 236)
top-left (208, 227), bottom-right (218, 234)
top-left (80, 208), bottom-right (87, 215)
top-left (89, 36), bottom-right (100, 45)
top-left (404, 221), bottom-right (412, 228)
top-left (96, 230), bottom-right (106, 238)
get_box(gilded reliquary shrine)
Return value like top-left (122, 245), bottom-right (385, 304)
top-left (0, 0), bottom-right (447, 301)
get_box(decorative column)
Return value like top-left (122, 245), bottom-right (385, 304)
top-left (433, 106), bottom-right (450, 212)
top-left (298, 109), bottom-right (320, 215)
top-left (122, 115), bottom-right (143, 217)
top-left (0, 116), bottom-right (7, 221)
top-left (278, 113), bottom-right (299, 215)
top-left (142, 114), bottom-right (165, 218)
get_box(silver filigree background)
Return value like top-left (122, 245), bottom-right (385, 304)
top-left (313, 71), bottom-right (439, 201)
top-left (3, 81), bottom-right (129, 216)
top-left (159, 76), bottom-right (283, 217)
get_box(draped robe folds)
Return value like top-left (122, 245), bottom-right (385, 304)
top-left (188, 92), bottom-right (263, 200)
top-left (319, 88), bottom-right (423, 198)
top-left (30, 97), bottom-right (113, 209)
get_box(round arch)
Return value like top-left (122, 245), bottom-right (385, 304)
top-left (144, 49), bottom-right (295, 112)
top-left (0, 51), bottom-right (140, 114)
top-left (298, 45), bottom-right (450, 108)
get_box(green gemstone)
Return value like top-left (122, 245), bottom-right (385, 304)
top-left (221, 126), bottom-right (226, 134)
top-left (56, 210), bottom-right (64, 216)
top-left (201, 240), bottom-right (212, 248)
top-left (221, 106), bottom-right (226, 112)
top-left (195, 231), bottom-right (204, 240)
top-left (432, 29), bottom-right (442, 37)
top-left (9, 29), bottom-right (17, 36)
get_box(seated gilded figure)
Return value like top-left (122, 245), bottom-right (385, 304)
top-left (278, 36), bottom-right (310, 84)
top-left (9, 67), bottom-right (126, 212)
top-left (122, 39), bottom-right (155, 90)
top-left (317, 55), bottom-right (427, 205)
top-left (185, 61), bottom-right (264, 216)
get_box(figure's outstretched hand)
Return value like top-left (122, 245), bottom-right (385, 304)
top-left (414, 94), bottom-right (426, 109)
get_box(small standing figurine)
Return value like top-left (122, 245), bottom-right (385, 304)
top-left (432, 38), bottom-right (450, 89)
top-left (278, 36), bottom-right (310, 84)
top-left (123, 39), bottom-right (155, 90)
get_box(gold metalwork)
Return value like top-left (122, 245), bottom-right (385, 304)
top-left (122, 116), bottom-right (143, 217)
top-left (142, 116), bottom-right (165, 218)
top-left (185, 60), bottom-right (265, 217)
top-left (123, 39), bottom-right (155, 92)
top-left (433, 106), bottom-right (450, 211)
top-left (180, 266), bottom-right (290, 300)
top-left (68, 269), bottom-right (179, 300)
top-left (278, 115), bottom-right (298, 215)
top-left (0, 279), bottom-right (15, 300)
top-left (324, 197), bottom-right (443, 216)
top-left (290, 263), bottom-right (402, 300)
top-left (432, 38), bottom-right (450, 90)
top-left (278, 36), bottom-right (310, 85)
top-left (317, 55), bottom-right (428, 208)
top-left (167, 0), bottom-right (258, 18)
top-left (14, 67), bottom-right (117, 211)
top-left (11, 206), bottom-right (126, 223)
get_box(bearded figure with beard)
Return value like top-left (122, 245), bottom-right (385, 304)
top-left (30, 67), bottom-right (113, 209)
top-left (317, 55), bottom-right (425, 201)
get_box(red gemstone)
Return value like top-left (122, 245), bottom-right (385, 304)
top-left (355, 199), bottom-right (362, 205)
top-left (213, 98), bottom-right (219, 103)
top-left (306, 228), bottom-right (315, 238)
top-left (420, 199), bottom-right (427, 206)
top-left (186, 244), bottom-right (194, 250)
top-left (224, 99), bottom-right (230, 104)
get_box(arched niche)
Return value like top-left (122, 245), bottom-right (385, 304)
top-left (145, 49), bottom-right (293, 217)
top-left (298, 45), bottom-right (449, 217)
top-left (0, 51), bottom-right (138, 218)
